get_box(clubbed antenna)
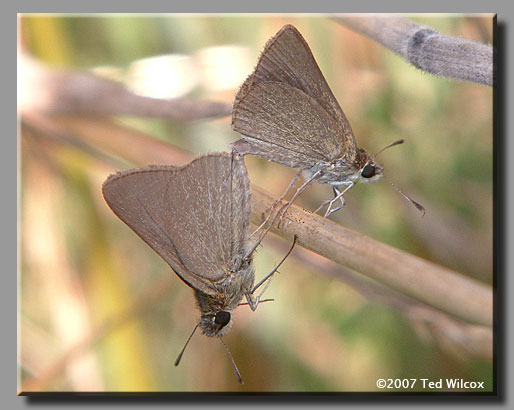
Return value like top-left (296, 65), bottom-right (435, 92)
top-left (251, 235), bottom-right (297, 294)
top-left (384, 175), bottom-right (426, 217)
top-left (174, 324), bottom-right (198, 367)
top-left (374, 139), bottom-right (404, 158)
top-left (219, 337), bottom-right (243, 384)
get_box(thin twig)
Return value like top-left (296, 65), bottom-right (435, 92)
top-left (251, 187), bottom-right (492, 327)
top-left (19, 52), bottom-right (232, 120)
top-left (22, 112), bottom-right (192, 168)
top-left (270, 237), bottom-right (492, 360)
top-left (334, 15), bottom-right (494, 86)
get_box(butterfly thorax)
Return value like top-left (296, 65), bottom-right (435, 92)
top-left (303, 148), bottom-right (384, 186)
top-left (194, 262), bottom-right (255, 337)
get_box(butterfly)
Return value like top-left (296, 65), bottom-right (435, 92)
top-left (232, 24), bottom-right (424, 218)
top-left (103, 152), bottom-right (294, 383)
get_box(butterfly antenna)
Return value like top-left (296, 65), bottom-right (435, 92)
top-left (174, 324), bottom-right (198, 367)
top-left (384, 175), bottom-right (426, 217)
top-left (373, 139), bottom-right (404, 158)
top-left (251, 235), bottom-right (297, 294)
top-left (219, 337), bottom-right (244, 384)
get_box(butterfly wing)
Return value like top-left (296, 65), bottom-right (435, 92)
top-left (233, 81), bottom-right (344, 167)
top-left (102, 153), bottom-right (251, 295)
top-left (233, 24), bottom-right (357, 161)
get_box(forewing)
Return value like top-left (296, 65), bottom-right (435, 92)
top-left (102, 153), bottom-right (251, 295)
top-left (233, 81), bottom-right (344, 163)
top-left (234, 24), bottom-right (357, 159)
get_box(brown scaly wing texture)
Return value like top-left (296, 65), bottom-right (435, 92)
top-left (232, 24), bottom-right (357, 163)
top-left (233, 81), bottom-right (344, 166)
top-left (102, 153), bottom-right (251, 296)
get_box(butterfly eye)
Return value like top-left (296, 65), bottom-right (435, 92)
top-left (214, 311), bottom-right (231, 327)
top-left (361, 164), bottom-right (376, 179)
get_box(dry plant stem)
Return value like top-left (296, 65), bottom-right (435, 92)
top-left (334, 15), bottom-right (494, 87)
top-left (248, 169), bottom-right (302, 240)
top-left (274, 170), bottom-right (322, 228)
top-left (25, 117), bottom-right (493, 327)
top-left (33, 114), bottom-right (192, 167)
top-left (271, 237), bottom-right (492, 360)
top-left (22, 112), bottom-right (131, 169)
top-left (251, 187), bottom-right (492, 327)
top-left (246, 171), bottom-right (321, 259)
top-left (19, 52), bottom-right (232, 120)
top-left (246, 169), bottom-right (306, 258)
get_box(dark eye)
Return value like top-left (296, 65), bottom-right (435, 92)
top-left (361, 164), bottom-right (376, 178)
top-left (214, 311), bottom-right (231, 327)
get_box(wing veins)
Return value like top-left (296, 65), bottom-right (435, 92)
top-left (136, 196), bottom-right (214, 290)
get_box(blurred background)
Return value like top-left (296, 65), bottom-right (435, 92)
top-left (19, 15), bottom-right (493, 392)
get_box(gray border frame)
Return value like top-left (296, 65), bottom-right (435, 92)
top-left (10, 1), bottom-right (510, 408)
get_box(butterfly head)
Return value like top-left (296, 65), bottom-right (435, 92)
top-left (199, 310), bottom-right (233, 337)
top-left (194, 287), bottom-right (239, 337)
top-left (354, 149), bottom-right (384, 184)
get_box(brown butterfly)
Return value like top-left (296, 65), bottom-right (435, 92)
top-left (102, 152), bottom-right (294, 383)
top-left (232, 24), bottom-right (424, 217)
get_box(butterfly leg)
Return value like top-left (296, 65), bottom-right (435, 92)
top-left (325, 186), bottom-right (346, 215)
top-left (324, 182), bottom-right (355, 217)
top-left (249, 168), bottom-right (302, 240)
top-left (275, 170), bottom-right (321, 229)
top-left (326, 186), bottom-right (345, 214)
top-left (314, 182), bottom-right (354, 216)
top-left (243, 235), bottom-right (297, 311)
top-left (244, 171), bottom-right (320, 261)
